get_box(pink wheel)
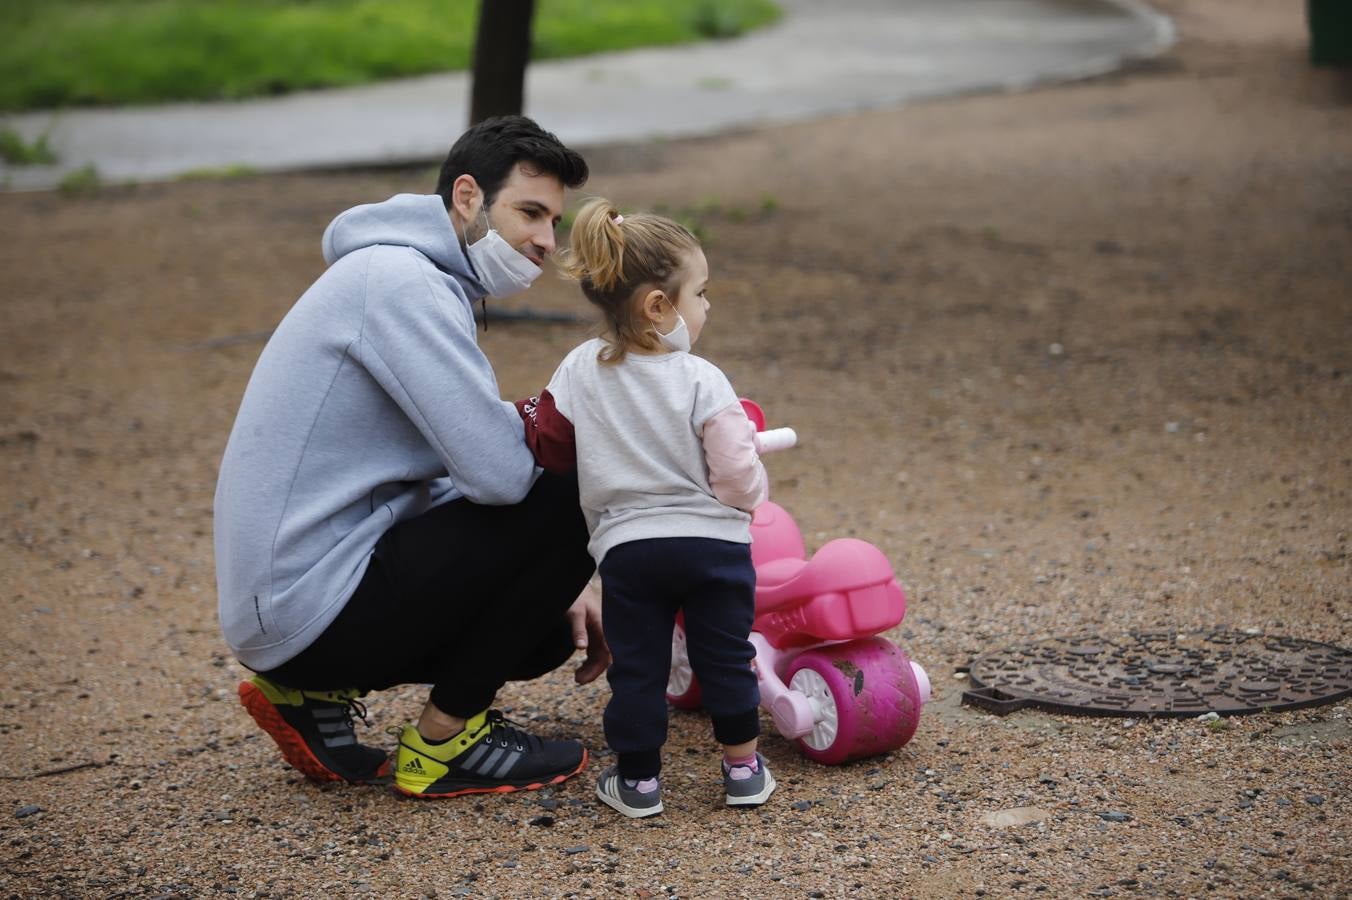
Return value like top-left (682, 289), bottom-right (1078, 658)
top-left (784, 637), bottom-right (923, 765)
top-left (666, 623), bottom-right (703, 709)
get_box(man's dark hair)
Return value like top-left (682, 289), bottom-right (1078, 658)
top-left (436, 115), bottom-right (588, 209)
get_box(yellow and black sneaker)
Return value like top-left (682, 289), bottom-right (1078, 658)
top-left (393, 710), bottom-right (587, 798)
top-left (238, 675), bottom-right (392, 785)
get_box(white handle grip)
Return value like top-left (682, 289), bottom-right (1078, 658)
top-left (757, 427), bottom-right (798, 453)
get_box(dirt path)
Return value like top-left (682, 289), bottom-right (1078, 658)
top-left (1, 1), bottom-right (1348, 896)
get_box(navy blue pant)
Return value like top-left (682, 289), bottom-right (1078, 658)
top-left (599, 537), bottom-right (760, 779)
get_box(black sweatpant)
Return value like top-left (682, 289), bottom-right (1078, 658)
top-left (263, 472), bottom-right (595, 718)
top-left (599, 537), bottom-right (760, 780)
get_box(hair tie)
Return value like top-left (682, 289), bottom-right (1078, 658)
top-left (611, 214), bottom-right (624, 225)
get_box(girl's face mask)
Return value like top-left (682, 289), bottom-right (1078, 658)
top-left (655, 311), bottom-right (691, 353)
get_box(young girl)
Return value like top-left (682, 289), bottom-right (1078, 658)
top-left (517, 197), bottom-right (775, 818)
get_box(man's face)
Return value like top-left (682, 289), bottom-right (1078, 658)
top-left (470, 162), bottom-right (566, 268)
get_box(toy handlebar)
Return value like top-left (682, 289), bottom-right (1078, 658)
top-left (756, 427), bottom-right (798, 454)
top-left (740, 399), bottom-right (797, 455)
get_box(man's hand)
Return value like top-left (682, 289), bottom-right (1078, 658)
top-left (566, 583), bottom-right (610, 684)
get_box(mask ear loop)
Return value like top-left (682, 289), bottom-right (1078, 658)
top-left (474, 201), bottom-right (493, 331)
top-left (651, 294), bottom-right (677, 339)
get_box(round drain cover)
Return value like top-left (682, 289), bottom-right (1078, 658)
top-left (962, 630), bottom-right (1352, 718)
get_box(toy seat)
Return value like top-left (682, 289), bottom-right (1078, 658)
top-left (750, 502), bottom-right (907, 649)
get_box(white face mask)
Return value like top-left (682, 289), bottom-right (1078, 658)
top-left (465, 206), bottom-right (541, 298)
top-left (655, 312), bottom-right (691, 353)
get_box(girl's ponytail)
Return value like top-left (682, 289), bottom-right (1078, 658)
top-left (558, 195), bottom-right (701, 363)
top-left (558, 197), bottom-right (626, 293)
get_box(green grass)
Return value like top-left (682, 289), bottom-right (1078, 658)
top-left (644, 193), bottom-right (782, 244)
top-left (58, 164), bottom-right (101, 194)
top-left (0, 0), bottom-right (781, 112)
top-left (0, 126), bottom-right (57, 164)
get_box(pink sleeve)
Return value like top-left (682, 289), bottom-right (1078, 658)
top-left (702, 402), bottom-right (768, 512)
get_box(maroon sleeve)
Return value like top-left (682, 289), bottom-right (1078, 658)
top-left (515, 389), bottom-right (577, 474)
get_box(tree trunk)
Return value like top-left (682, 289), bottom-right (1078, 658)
top-left (469, 0), bottom-right (536, 125)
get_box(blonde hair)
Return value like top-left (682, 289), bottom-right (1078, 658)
top-left (557, 197), bottom-right (700, 363)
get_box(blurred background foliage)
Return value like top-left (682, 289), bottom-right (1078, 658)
top-left (0, 0), bottom-right (780, 112)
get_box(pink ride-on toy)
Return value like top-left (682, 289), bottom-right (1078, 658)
top-left (666, 401), bottom-right (931, 765)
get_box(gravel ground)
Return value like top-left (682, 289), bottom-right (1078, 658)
top-left (2, 1), bottom-right (1348, 897)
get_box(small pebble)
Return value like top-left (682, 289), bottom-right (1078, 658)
top-left (1098, 811), bottom-right (1131, 823)
top-left (14, 804), bottom-right (42, 819)
top-left (1305, 795), bottom-right (1325, 806)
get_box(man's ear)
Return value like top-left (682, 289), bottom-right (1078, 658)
top-left (641, 289), bottom-right (669, 324)
top-left (451, 174), bottom-right (482, 221)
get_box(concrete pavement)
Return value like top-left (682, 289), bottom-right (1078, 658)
top-left (0, 0), bottom-right (1173, 191)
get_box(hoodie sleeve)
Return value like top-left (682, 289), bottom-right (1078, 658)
top-left (357, 245), bottom-right (538, 505)
top-left (515, 389), bottom-right (576, 474)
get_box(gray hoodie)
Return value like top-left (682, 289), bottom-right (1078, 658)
top-left (214, 193), bottom-right (538, 671)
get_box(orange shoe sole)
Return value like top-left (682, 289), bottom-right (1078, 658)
top-left (393, 749), bottom-right (588, 799)
top-left (239, 681), bottom-right (392, 784)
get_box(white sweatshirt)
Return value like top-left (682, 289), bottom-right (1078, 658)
top-left (518, 338), bottom-right (767, 563)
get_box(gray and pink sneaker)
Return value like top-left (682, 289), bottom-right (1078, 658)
top-left (596, 767), bottom-right (663, 818)
top-left (723, 752), bottom-right (776, 807)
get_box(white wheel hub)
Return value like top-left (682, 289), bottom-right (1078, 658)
top-left (789, 667), bottom-right (839, 751)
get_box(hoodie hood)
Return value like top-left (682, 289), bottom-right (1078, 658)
top-left (321, 193), bottom-right (485, 298)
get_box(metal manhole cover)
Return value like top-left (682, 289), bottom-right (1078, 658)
top-left (961, 630), bottom-right (1352, 718)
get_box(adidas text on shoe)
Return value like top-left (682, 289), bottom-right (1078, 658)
top-left (238, 675), bottom-right (391, 785)
top-left (595, 767), bottom-right (663, 818)
top-left (393, 710), bottom-right (586, 799)
top-left (724, 752), bottom-right (776, 807)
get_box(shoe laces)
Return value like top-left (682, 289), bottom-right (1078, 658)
top-left (300, 689), bottom-right (369, 734)
top-left (342, 697), bottom-right (369, 731)
top-left (472, 710), bottom-right (539, 753)
top-left (312, 695), bottom-right (367, 736)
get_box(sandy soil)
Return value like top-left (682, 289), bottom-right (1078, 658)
top-left (1, 0), bottom-right (1348, 896)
